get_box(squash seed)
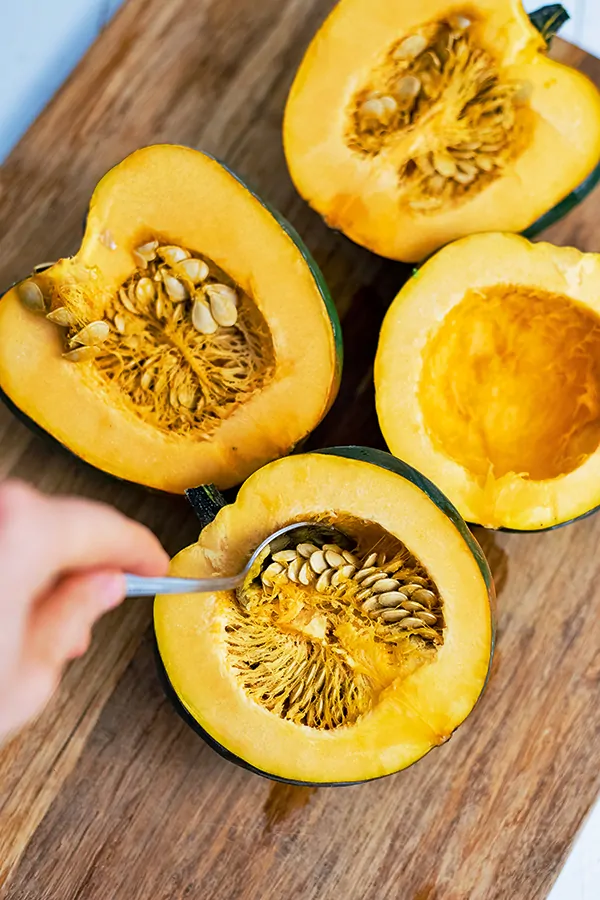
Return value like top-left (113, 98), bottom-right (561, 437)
top-left (401, 599), bottom-right (426, 612)
top-left (191, 298), bottom-right (218, 335)
top-left (417, 610), bottom-right (438, 626)
top-left (47, 307), bottom-right (75, 327)
top-left (378, 591), bottom-right (409, 607)
top-left (287, 557), bottom-right (302, 583)
top-left (395, 34), bottom-right (428, 60)
top-left (18, 280), bottom-right (46, 313)
top-left (433, 151), bottom-right (457, 178)
top-left (396, 75), bottom-right (421, 102)
top-left (309, 550), bottom-right (328, 574)
top-left (136, 277), bottom-right (156, 304)
top-left (360, 572), bottom-right (388, 589)
top-left (381, 608), bottom-right (411, 622)
top-left (324, 549), bottom-right (345, 568)
top-left (158, 245), bottom-right (190, 266)
top-left (272, 549), bottom-right (299, 564)
top-left (206, 284), bottom-right (238, 327)
top-left (342, 550), bottom-right (360, 566)
top-left (371, 578), bottom-right (400, 593)
top-left (316, 568), bottom-right (334, 591)
top-left (70, 320), bottom-right (110, 347)
top-left (163, 273), bottom-right (189, 301)
top-left (399, 617), bottom-right (427, 629)
top-left (362, 597), bottom-right (380, 613)
top-left (176, 257), bottom-right (209, 284)
top-left (136, 240), bottom-right (159, 257)
top-left (412, 588), bottom-right (437, 606)
top-left (354, 566), bottom-right (379, 582)
top-left (299, 561), bottom-right (315, 586)
top-left (297, 543), bottom-right (320, 558)
top-left (63, 346), bottom-right (101, 362)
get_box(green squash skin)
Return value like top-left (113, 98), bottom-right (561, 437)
top-left (0, 149), bottom-right (343, 493)
top-left (525, 1), bottom-right (600, 243)
top-left (154, 445), bottom-right (496, 786)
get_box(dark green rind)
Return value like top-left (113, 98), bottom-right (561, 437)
top-left (524, 160), bottom-right (600, 240)
top-left (155, 446), bottom-right (496, 786)
top-left (0, 146), bottom-right (343, 491)
top-left (214, 156), bottom-right (343, 403)
top-left (524, 5), bottom-right (600, 239)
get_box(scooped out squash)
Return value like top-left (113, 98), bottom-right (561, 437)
top-left (283, 1), bottom-right (600, 262)
top-left (375, 233), bottom-right (600, 531)
top-left (154, 448), bottom-right (494, 785)
top-left (0, 145), bottom-right (341, 493)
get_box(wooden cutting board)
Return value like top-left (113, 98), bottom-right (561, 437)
top-left (1, 3), bottom-right (600, 898)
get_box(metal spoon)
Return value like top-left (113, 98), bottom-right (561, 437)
top-left (124, 521), bottom-right (351, 597)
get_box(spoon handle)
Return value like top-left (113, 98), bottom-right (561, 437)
top-left (124, 573), bottom-right (243, 597)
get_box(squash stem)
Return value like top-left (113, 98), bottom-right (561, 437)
top-left (529, 4), bottom-right (570, 44)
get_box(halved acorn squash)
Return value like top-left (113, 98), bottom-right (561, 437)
top-left (375, 233), bottom-right (600, 531)
top-left (0, 145), bottom-right (342, 493)
top-left (154, 447), bottom-right (494, 785)
top-left (283, 1), bottom-right (600, 262)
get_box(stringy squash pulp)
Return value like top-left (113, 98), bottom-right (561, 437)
top-left (375, 233), bottom-right (600, 530)
top-left (0, 145), bottom-right (341, 492)
top-left (154, 450), bottom-right (493, 784)
top-left (283, 0), bottom-right (600, 261)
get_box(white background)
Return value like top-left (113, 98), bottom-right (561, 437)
top-left (1, 0), bottom-right (600, 897)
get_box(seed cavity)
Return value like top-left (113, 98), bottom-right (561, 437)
top-left (40, 240), bottom-right (275, 436)
top-left (347, 14), bottom-right (529, 212)
top-left (230, 526), bottom-right (445, 732)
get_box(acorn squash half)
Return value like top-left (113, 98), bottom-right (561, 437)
top-left (375, 233), bottom-right (600, 531)
top-left (0, 145), bottom-right (341, 493)
top-left (283, 1), bottom-right (600, 262)
top-left (154, 448), bottom-right (494, 785)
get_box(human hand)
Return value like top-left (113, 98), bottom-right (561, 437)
top-left (0, 480), bottom-right (169, 742)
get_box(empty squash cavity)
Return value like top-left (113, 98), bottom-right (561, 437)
top-left (375, 233), bottom-right (600, 530)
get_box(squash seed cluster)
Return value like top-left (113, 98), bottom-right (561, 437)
top-left (347, 14), bottom-right (528, 212)
top-left (226, 532), bottom-right (444, 730)
top-left (261, 540), bottom-right (443, 642)
top-left (17, 243), bottom-right (275, 436)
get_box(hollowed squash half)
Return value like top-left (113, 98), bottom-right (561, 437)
top-left (154, 448), bottom-right (494, 785)
top-left (375, 233), bottom-right (600, 531)
top-left (283, 0), bottom-right (600, 262)
top-left (0, 145), bottom-right (341, 492)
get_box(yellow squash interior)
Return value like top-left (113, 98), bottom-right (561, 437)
top-left (154, 453), bottom-right (492, 784)
top-left (375, 232), bottom-right (600, 530)
top-left (284, 0), bottom-right (600, 262)
top-left (0, 145), bottom-right (338, 492)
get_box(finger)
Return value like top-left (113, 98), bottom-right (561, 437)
top-left (0, 481), bottom-right (169, 602)
top-left (28, 570), bottom-right (125, 666)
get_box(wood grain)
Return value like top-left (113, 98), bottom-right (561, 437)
top-left (0, 1), bottom-right (599, 896)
